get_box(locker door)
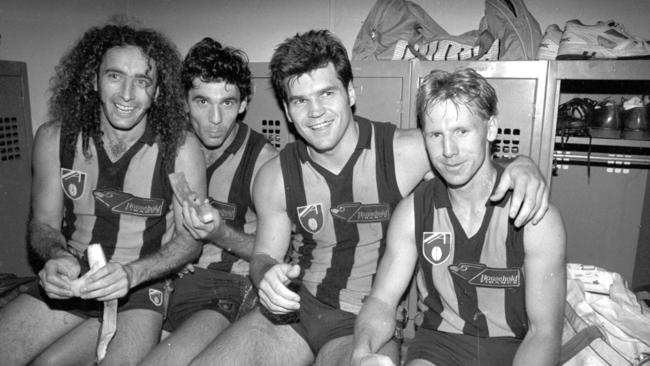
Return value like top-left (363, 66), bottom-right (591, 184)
top-left (0, 61), bottom-right (33, 276)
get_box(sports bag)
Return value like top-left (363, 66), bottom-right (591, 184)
top-left (479, 0), bottom-right (542, 60)
top-left (560, 264), bottom-right (650, 365)
top-left (352, 0), bottom-right (448, 61)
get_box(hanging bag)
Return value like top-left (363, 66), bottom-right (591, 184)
top-left (479, 0), bottom-right (542, 60)
top-left (352, 0), bottom-right (448, 61)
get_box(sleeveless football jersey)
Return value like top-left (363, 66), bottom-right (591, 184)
top-left (59, 124), bottom-right (175, 264)
top-left (280, 117), bottom-right (403, 314)
top-left (197, 123), bottom-right (272, 276)
top-left (413, 166), bottom-right (528, 339)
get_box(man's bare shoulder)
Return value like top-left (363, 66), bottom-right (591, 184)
top-left (393, 127), bottom-right (427, 159)
top-left (258, 143), bottom-right (280, 165)
top-left (174, 131), bottom-right (206, 171)
top-left (258, 153), bottom-right (282, 177)
top-left (176, 131), bottom-right (201, 154)
top-left (524, 203), bottom-right (566, 253)
top-left (253, 154), bottom-right (286, 211)
top-left (392, 127), bottom-right (431, 194)
top-left (394, 127), bottom-right (424, 144)
top-left (34, 121), bottom-right (62, 140)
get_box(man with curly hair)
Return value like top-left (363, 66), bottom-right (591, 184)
top-left (0, 22), bottom-right (206, 365)
top-left (140, 37), bottom-right (277, 366)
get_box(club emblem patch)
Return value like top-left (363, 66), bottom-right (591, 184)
top-left (149, 288), bottom-right (163, 307)
top-left (61, 168), bottom-right (86, 200)
top-left (449, 263), bottom-right (522, 288)
top-left (422, 232), bottom-right (452, 265)
top-left (297, 203), bottom-right (324, 234)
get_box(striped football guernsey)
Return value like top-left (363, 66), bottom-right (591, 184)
top-left (413, 166), bottom-right (528, 339)
top-left (198, 123), bottom-right (272, 276)
top-left (280, 117), bottom-right (403, 314)
top-left (59, 124), bottom-right (175, 265)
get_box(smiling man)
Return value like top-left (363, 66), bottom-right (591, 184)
top-left (189, 30), bottom-right (551, 366)
top-left (140, 37), bottom-right (277, 366)
top-left (0, 22), bottom-right (206, 365)
top-left (352, 68), bottom-right (566, 366)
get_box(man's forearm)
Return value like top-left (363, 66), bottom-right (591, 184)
top-left (209, 224), bottom-right (255, 261)
top-left (28, 220), bottom-right (75, 261)
top-left (125, 232), bottom-right (201, 288)
top-left (353, 296), bottom-right (397, 356)
top-left (513, 331), bottom-right (561, 366)
top-left (250, 252), bottom-right (280, 289)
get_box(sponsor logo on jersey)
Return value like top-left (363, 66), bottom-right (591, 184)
top-left (297, 203), bottom-right (324, 234)
top-left (61, 168), bottom-right (86, 200)
top-left (148, 288), bottom-right (163, 307)
top-left (422, 232), bottom-right (452, 265)
top-left (93, 188), bottom-right (165, 217)
top-left (330, 202), bottom-right (391, 223)
top-left (209, 199), bottom-right (237, 221)
top-left (449, 263), bottom-right (521, 288)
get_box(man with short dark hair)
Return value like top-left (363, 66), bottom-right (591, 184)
top-left (141, 37), bottom-right (277, 366)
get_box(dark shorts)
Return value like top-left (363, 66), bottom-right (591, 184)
top-left (25, 277), bottom-right (169, 319)
top-left (290, 287), bottom-right (357, 354)
top-left (405, 327), bottom-right (522, 366)
top-left (163, 267), bottom-right (256, 332)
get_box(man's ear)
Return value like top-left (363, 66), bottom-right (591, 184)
top-left (347, 81), bottom-right (356, 107)
top-left (154, 86), bottom-right (160, 103)
top-left (487, 116), bottom-right (498, 142)
top-left (238, 98), bottom-right (248, 114)
top-left (93, 73), bottom-right (98, 92)
top-left (282, 101), bottom-right (293, 124)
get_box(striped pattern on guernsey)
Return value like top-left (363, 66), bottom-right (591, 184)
top-left (413, 166), bottom-right (528, 339)
top-left (199, 123), bottom-right (270, 276)
top-left (279, 117), bottom-right (403, 314)
top-left (60, 124), bottom-right (175, 264)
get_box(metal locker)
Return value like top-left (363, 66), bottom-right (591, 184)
top-left (0, 60), bottom-right (33, 276)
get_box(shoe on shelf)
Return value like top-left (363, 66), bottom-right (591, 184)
top-left (557, 19), bottom-right (650, 60)
top-left (621, 96), bottom-right (649, 140)
top-left (556, 97), bottom-right (595, 139)
top-left (538, 24), bottom-right (563, 60)
top-left (590, 98), bottom-right (621, 139)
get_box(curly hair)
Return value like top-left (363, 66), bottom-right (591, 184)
top-left (417, 68), bottom-right (498, 125)
top-left (269, 29), bottom-right (352, 104)
top-left (181, 37), bottom-right (252, 109)
top-left (49, 20), bottom-right (187, 170)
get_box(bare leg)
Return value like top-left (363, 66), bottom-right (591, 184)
top-left (190, 308), bottom-right (314, 366)
top-left (140, 310), bottom-right (230, 366)
top-left (31, 318), bottom-right (98, 366)
top-left (30, 308), bottom-right (161, 366)
top-left (100, 308), bottom-right (163, 366)
top-left (315, 335), bottom-right (400, 366)
top-left (0, 294), bottom-right (85, 365)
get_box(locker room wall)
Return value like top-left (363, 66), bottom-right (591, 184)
top-left (2, 0), bottom-right (649, 136)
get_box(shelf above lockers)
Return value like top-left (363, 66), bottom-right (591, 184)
top-left (550, 60), bottom-right (650, 168)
